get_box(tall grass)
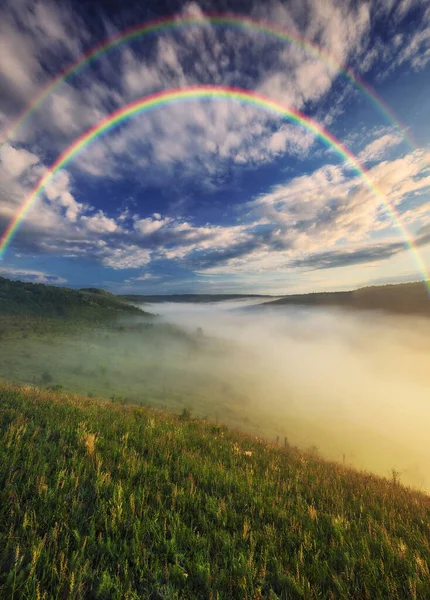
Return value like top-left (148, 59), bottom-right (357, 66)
top-left (0, 381), bottom-right (429, 599)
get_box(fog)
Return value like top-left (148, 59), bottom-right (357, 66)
top-left (3, 297), bottom-right (429, 491)
top-left (141, 300), bottom-right (430, 492)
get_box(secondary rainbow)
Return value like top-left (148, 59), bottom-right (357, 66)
top-left (0, 86), bottom-right (427, 289)
top-left (0, 12), bottom-right (416, 150)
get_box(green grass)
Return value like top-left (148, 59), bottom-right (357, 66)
top-left (0, 313), bottom-right (292, 444)
top-left (0, 382), bottom-right (429, 599)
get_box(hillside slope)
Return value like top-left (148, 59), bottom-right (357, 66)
top-left (260, 281), bottom-right (430, 317)
top-left (0, 277), bottom-right (150, 320)
top-left (0, 382), bottom-right (428, 599)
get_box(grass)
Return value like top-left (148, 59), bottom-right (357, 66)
top-left (0, 313), bottom-right (292, 445)
top-left (0, 381), bottom-right (429, 599)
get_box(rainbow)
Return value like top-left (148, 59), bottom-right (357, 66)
top-left (0, 12), bottom-right (416, 150)
top-left (0, 86), bottom-right (428, 290)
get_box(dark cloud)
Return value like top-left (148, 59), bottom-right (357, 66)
top-left (289, 229), bottom-right (430, 271)
top-left (186, 238), bottom-right (262, 269)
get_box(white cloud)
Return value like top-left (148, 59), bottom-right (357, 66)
top-left (368, 150), bottom-right (430, 206)
top-left (1, 0), bottom-right (427, 194)
top-left (135, 273), bottom-right (161, 281)
top-left (0, 145), bottom-right (117, 243)
top-left (0, 266), bottom-right (67, 284)
top-left (72, 99), bottom-right (317, 190)
top-left (389, 22), bottom-right (430, 71)
top-left (133, 216), bottom-right (171, 235)
top-left (80, 211), bottom-right (119, 233)
top-left (0, 145), bottom-right (40, 177)
top-left (43, 170), bottom-right (85, 223)
top-left (1, 0), bottom-right (429, 285)
top-left (0, 21), bottom-right (41, 101)
top-left (358, 133), bottom-right (403, 162)
top-left (101, 245), bottom-right (151, 269)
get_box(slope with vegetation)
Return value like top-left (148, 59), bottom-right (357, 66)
top-left (260, 282), bottom-right (430, 318)
top-left (0, 277), bottom-right (148, 320)
top-left (0, 382), bottom-right (429, 599)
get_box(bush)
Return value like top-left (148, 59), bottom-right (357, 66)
top-left (41, 370), bottom-right (53, 384)
top-left (179, 407), bottom-right (192, 421)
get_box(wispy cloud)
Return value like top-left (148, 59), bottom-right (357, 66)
top-left (0, 0), bottom-right (429, 291)
top-left (2, 0), bottom-right (427, 182)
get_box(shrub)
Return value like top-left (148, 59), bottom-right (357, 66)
top-left (179, 407), bottom-right (192, 421)
top-left (41, 370), bottom-right (53, 384)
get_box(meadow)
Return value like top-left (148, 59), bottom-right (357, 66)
top-left (1, 276), bottom-right (430, 492)
top-left (0, 277), bottom-right (430, 597)
top-left (0, 381), bottom-right (429, 599)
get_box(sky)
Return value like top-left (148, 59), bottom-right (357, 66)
top-left (0, 0), bottom-right (429, 294)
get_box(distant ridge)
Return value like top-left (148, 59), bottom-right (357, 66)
top-left (259, 281), bottom-right (430, 318)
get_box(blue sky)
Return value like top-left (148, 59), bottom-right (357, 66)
top-left (0, 0), bottom-right (429, 294)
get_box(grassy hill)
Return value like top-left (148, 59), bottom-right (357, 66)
top-left (260, 282), bottom-right (430, 318)
top-left (0, 382), bottom-right (429, 599)
top-left (0, 277), bottom-right (149, 320)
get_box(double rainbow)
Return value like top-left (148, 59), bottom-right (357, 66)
top-left (0, 12), bottom-right (416, 150)
top-left (0, 86), bottom-right (428, 291)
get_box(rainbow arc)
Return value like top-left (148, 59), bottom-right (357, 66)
top-left (0, 13), bottom-right (416, 150)
top-left (0, 86), bottom-right (428, 291)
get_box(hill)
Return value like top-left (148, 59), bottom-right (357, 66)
top-left (0, 277), bottom-right (150, 320)
top-left (0, 382), bottom-right (428, 599)
top-left (79, 287), bottom-right (118, 297)
top-left (260, 281), bottom-right (430, 317)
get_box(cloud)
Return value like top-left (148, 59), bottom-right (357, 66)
top-left (193, 146), bottom-right (430, 274)
top-left (71, 98), bottom-right (317, 191)
top-left (134, 273), bottom-right (161, 281)
top-left (289, 241), bottom-right (408, 270)
top-left (358, 133), bottom-right (402, 162)
top-left (0, 144), bottom-right (40, 178)
top-left (0, 21), bottom-right (40, 107)
top-left (2, 138), bottom-right (428, 279)
top-left (0, 0), bottom-right (90, 126)
top-left (101, 244), bottom-right (152, 269)
top-left (0, 266), bottom-right (67, 284)
top-left (0, 0), bottom-right (429, 289)
top-left (133, 215), bottom-right (172, 235)
top-left (288, 225), bottom-right (430, 271)
top-left (80, 211), bottom-right (119, 233)
top-left (0, 144), bottom-right (120, 240)
top-left (1, 0), bottom-right (427, 197)
top-left (43, 170), bottom-right (85, 223)
top-left (40, 1), bottom-right (417, 191)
